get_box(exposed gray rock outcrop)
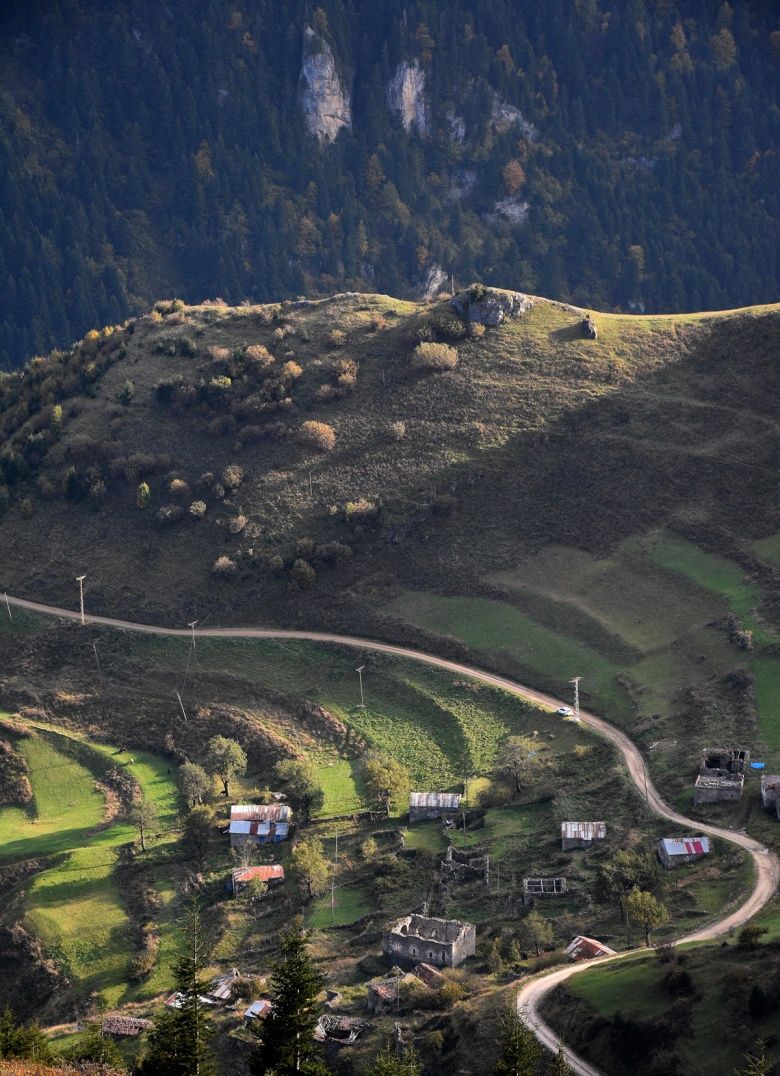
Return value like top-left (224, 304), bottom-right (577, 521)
top-left (300, 27), bottom-right (351, 143)
top-left (492, 196), bottom-right (530, 224)
top-left (490, 98), bottom-right (536, 140)
top-left (451, 285), bottom-right (534, 326)
top-left (387, 61), bottom-right (429, 135)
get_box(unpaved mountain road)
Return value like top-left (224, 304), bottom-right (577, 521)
top-left (5, 592), bottom-right (778, 1074)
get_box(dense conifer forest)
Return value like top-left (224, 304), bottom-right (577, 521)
top-left (1, 0), bottom-right (779, 368)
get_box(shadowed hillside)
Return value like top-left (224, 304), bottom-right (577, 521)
top-left (1, 288), bottom-right (779, 788)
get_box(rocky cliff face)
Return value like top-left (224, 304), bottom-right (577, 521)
top-left (300, 26), bottom-right (351, 143)
top-left (387, 60), bottom-right (429, 135)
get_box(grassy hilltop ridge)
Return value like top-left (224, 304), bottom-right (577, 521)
top-left (0, 287), bottom-right (779, 794)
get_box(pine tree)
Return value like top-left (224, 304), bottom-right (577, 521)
top-left (492, 999), bottom-right (540, 1076)
top-left (137, 904), bottom-right (216, 1076)
top-left (547, 1047), bottom-right (573, 1075)
top-left (250, 918), bottom-right (328, 1076)
top-left (368, 1043), bottom-right (421, 1075)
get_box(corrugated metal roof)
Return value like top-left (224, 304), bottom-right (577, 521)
top-left (244, 999), bottom-right (273, 1019)
top-left (233, 865), bottom-right (285, 884)
top-left (564, 935), bottom-right (616, 961)
top-left (229, 820), bottom-right (289, 837)
top-left (231, 804), bottom-right (292, 822)
top-left (561, 821), bottom-right (606, 840)
top-left (659, 836), bottom-right (710, 857)
top-left (410, 792), bottom-right (462, 809)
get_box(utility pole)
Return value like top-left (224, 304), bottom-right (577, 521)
top-left (330, 881), bottom-right (335, 925)
top-left (570, 676), bottom-right (582, 722)
top-left (188, 620), bottom-right (198, 652)
top-left (176, 691), bottom-right (189, 723)
top-left (334, 832), bottom-right (338, 865)
top-left (356, 666), bottom-right (366, 710)
top-left (93, 641), bottom-right (102, 679)
top-left (76, 574), bottom-right (86, 625)
top-left (3, 593), bottom-right (11, 621)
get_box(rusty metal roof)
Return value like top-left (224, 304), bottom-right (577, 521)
top-left (232, 865), bottom-right (285, 884)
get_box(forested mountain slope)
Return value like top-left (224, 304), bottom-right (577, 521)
top-left (1, 0), bottom-right (780, 368)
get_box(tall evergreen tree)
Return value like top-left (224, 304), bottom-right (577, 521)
top-left (137, 904), bottom-right (216, 1076)
top-left (492, 999), bottom-right (540, 1076)
top-left (250, 918), bottom-right (329, 1076)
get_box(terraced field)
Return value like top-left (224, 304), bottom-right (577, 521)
top-left (386, 529), bottom-right (780, 783)
top-left (0, 722), bottom-right (181, 1007)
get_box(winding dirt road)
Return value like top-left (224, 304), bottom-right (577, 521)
top-left (5, 592), bottom-right (778, 1074)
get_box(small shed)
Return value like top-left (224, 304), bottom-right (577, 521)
top-left (229, 865), bottom-right (285, 894)
top-left (244, 999), bottom-right (273, 1022)
top-left (561, 821), bottom-right (606, 850)
top-left (409, 792), bottom-right (461, 823)
top-left (565, 936), bottom-right (616, 962)
top-left (693, 773), bottom-right (743, 805)
top-left (658, 836), bottom-right (710, 869)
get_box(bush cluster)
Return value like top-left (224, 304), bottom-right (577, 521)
top-left (411, 342), bottom-right (458, 371)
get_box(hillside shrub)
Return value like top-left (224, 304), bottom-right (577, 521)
top-left (189, 500), bottom-right (207, 518)
top-left (289, 558), bottom-right (316, 589)
top-left (156, 504), bottom-right (183, 526)
top-left (222, 464), bottom-right (244, 491)
top-left (282, 360), bottom-right (303, 382)
top-left (228, 514), bottom-right (247, 534)
top-left (298, 420), bottom-right (336, 452)
top-left (389, 420), bottom-right (406, 441)
top-left (118, 379), bottom-right (135, 404)
top-left (212, 554), bottom-right (237, 575)
top-left (169, 478), bottom-right (190, 501)
top-left (316, 540), bottom-right (352, 564)
top-left (345, 498), bottom-right (378, 524)
top-left (245, 344), bottom-right (274, 368)
top-left (412, 342), bottom-right (458, 371)
top-left (328, 329), bottom-right (347, 348)
top-left (136, 482), bottom-right (152, 509)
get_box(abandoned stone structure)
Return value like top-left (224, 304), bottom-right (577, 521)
top-left (440, 845), bottom-right (488, 883)
top-left (561, 821), bottom-right (606, 850)
top-left (700, 747), bottom-right (750, 775)
top-left (693, 747), bottom-right (749, 805)
top-left (409, 791), bottom-right (461, 822)
top-left (760, 775), bottom-right (780, 818)
top-left (366, 963), bottom-right (444, 1013)
top-left (694, 773), bottom-right (744, 805)
top-left (522, 877), bottom-right (567, 903)
top-left (383, 914), bottom-right (476, 968)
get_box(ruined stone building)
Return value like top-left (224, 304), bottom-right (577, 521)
top-left (383, 914), bottom-right (476, 968)
top-left (440, 845), bottom-right (488, 883)
top-left (522, 877), bottom-right (567, 903)
top-left (693, 747), bottom-right (749, 805)
top-left (760, 774), bottom-right (780, 819)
